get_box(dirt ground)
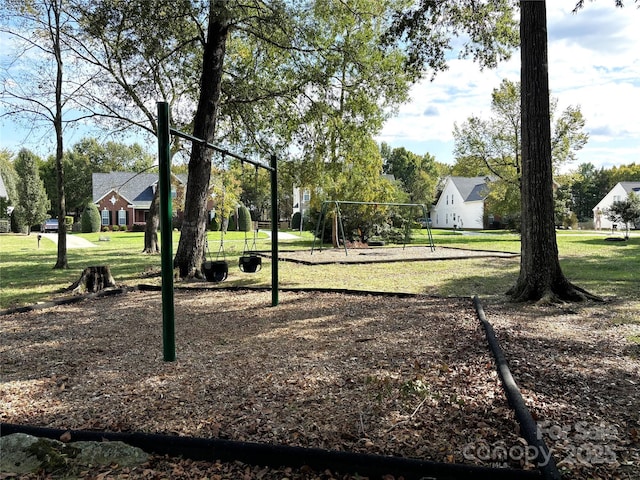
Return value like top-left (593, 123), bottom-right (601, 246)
top-left (273, 246), bottom-right (518, 264)
top-left (1, 289), bottom-right (639, 479)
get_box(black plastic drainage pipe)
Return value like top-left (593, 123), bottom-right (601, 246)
top-left (1, 423), bottom-right (541, 480)
top-left (473, 296), bottom-right (561, 480)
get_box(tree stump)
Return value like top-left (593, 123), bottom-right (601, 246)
top-left (66, 266), bottom-right (116, 294)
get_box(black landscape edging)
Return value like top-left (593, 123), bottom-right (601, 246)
top-left (138, 283), bottom-right (446, 300)
top-left (473, 296), bottom-right (562, 480)
top-left (0, 423), bottom-right (541, 480)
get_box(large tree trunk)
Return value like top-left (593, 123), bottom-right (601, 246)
top-left (174, 1), bottom-right (230, 278)
top-left (507, 1), bottom-right (599, 303)
top-left (142, 186), bottom-right (160, 253)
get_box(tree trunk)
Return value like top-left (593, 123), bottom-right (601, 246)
top-left (174, 1), bottom-right (230, 278)
top-left (508, 1), bottom-right (599, 303)
top-left (52, 0), bottom-right (67, 270)
top-left (142, 186), bottom-right (160, 253)
top-left (66, 266), bottom-right (115, 294)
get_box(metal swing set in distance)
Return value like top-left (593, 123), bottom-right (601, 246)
top-left (311, 200), bottom-right (435, 255)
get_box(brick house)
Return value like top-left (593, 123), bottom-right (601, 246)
top-left (92, 172), bottom-right (187, 229)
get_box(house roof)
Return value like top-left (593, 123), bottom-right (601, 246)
top-left (92, 172), bottom-right (187, 207)
top-left (619, 181), bottom-right (640, 194)
top-left (449, 176), bottom-right (490, 202)
top-left (0, 173), bottom-right (7, 200)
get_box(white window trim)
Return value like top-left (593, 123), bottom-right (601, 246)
top-left (101, 209), bottom-right (109, 225)
top-left (118, 209), bottom-right (126, 226)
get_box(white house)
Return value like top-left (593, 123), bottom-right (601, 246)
top-left (430, 176), bottom-right (491, 230)
top-left (592, 182), bottom-right (640, 231)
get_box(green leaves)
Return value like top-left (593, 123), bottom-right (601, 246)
top-left (385, 0), bottom-right (519, 80)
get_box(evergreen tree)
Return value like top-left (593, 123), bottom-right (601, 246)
top-left (13, 149), bottom-right (50, 234)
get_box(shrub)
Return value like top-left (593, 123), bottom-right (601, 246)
top-left (81, 203), bottom-right (101, 233)
top-left (132, 223), bottom-right (146, 232)
top-left (101, 225), bottom-right (110, 232)
top-left (209, 216), bottom-right (220, 231)
top-left (119, 224), bottom-right (128, 231)
top-left (64, 216), bottom-right (74, 228)
top-left (238, 205), bottom-right (252, 232)
top-left (291, 212), bottom-right (301, 230)
top-left (228, 213), bottom-right (237, 232)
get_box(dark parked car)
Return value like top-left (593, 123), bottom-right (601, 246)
top-left (42, 218), bottom-right (58, 232)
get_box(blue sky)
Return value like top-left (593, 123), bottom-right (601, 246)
top-left (378, 2), bottom-right (640, 173)
top-left (1, 2), bottom-right (639, 173)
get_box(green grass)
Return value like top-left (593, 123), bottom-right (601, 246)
top-left (1, 230), bottom-right (638, 310)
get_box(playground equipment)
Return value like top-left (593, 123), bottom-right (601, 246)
top-left (157, 101), bottom-right (278, 362)
top-left (238, 165), bottom-right (262, 273)
top-left (311, 200), bottom-right (435, 255)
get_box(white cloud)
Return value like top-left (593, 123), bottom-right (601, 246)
top-left (380, 2), bottom-right (640, 170)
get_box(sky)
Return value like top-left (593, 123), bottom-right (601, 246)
top-left (378, 2), bottom-right (640, 173)
top-left (1, 2), bottom-right (639, 174)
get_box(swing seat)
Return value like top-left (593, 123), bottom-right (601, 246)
top-left (238, 254), bottom-right (262, 273)
top-left (202, 260), bottom-right (228, 282)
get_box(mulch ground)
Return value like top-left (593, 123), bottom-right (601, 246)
top-left (272, 246), bottom-right (518, 265)
top-left (1, 289), bottom-right (639, 479)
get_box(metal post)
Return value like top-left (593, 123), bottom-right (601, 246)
top-left (157, 101), bottom-right (176, 361)
top-left (270, 154), bottom-right (279, 306)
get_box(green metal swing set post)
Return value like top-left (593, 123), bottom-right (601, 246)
top-left (156, 101), bottom-right (279, 362)
top-left (157, 102), bottom-right (175, 362)
top-left (270, 154), bottom-right (279, 307)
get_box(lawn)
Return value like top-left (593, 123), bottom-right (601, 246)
top-left (1, 229), bottom-right (639, 479)
top-left (1, 229), bottom-right (638, 310)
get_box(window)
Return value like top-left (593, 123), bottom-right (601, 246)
top-left (101, 209), bottom-right (109, 225)
top-left (613, 195), bottom-right (621, 202)
top-left (445, 213), bottom-right (449, 224)
top-left (452, 213), bottom-right (456, 221)
top-left (446, 195), bottom-right (449, 205)
top-left (303, 190), bottom-right (311, 202)
top-left (451, 195), bottom-right (454, 205)
top-left (118, 209), bottom-right (126, 226)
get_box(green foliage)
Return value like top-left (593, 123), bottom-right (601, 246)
top-left (209, 168), bottom-right (241, 230)
top-left (384, 0), bottom-right (519, 80)
top-left (0, 149), bottom-right (18, 221)
top-left (13, 149), bottom-right (50, 233)
top-left (291, 211), bottom-right (302, 230)
top-left (381, 143), bottom-right (439, 206)
top-left (81, 202), bottom-right (101, 233)
top-left (209, 216), bottom-right (220, 232)
top-left (228, 212), bottom-right (238, 232)
top-left (237, 205), bottom-right (252, 232)
top-left (570, 163), bottom-right (611, 222)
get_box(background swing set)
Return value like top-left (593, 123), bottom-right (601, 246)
top-left (311, 200), bottom-right (435, 255)
top-left (157, 101), bottom-right (279, 361)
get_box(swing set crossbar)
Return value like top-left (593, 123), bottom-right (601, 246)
top-left (169, 128), bottom-right (274, 172)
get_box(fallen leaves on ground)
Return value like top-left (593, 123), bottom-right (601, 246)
top-left (1, 290), bottom-right (638, 479)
